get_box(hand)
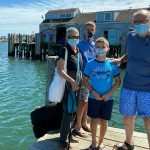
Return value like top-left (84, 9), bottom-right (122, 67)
top-left (101, 93), bottom-right (111, 101)
top-left (92, 90), bottom-right (103, 101)
top-left (70, 80), bottom-right (79, 91)
top-left (110, 58), bottom-right (122, 64)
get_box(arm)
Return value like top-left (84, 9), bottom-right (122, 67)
top-left (83, 75), bottom-right (102, 101)
top-left (57, 58), bottom-right (79, 91)
top-left (111, 54), bottom-right (128, 65)
top-left (101, 76), bottom-right (121, 101)
top-left (120, 54), bottom-right (128, 64)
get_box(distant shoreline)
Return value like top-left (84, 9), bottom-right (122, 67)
top-left (0, 40), bottom-right (8, 43)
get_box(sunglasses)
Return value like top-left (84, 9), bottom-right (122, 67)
top-left (68, 36), bottom-right (79, 39)
top-left (133, 18), bottom-right (149, 25)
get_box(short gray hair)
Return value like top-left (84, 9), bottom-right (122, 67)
top-left (133, 9), bottom-right (150, 19)
top-left (66, 27), bottom-right (79, 37)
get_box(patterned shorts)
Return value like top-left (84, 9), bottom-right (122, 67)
top-left (119, 88), bottom-right (150, 117)
top-left (79, 83), bottom-right (89, 102)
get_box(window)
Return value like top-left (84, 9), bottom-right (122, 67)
top-left (104, 13), bottom-right (111, 21)
top-left (66, 13), bottom-right (71, 18)
top-left (60, 14), bottom-right (65, 18)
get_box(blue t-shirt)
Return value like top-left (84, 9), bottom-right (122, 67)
top-left (84, 59), bottom-right (120, 100)
top-left (78, 39), bottom-right (95, 71)
top-left (123, 32), bottom-right (150, 92)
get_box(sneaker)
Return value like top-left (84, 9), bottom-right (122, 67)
top-left (72, 128), bottom-right (88, 138)
top-left (58, 141), bottom-right (68, 150)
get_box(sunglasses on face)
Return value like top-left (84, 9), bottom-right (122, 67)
top-left (133, 18), bottom-right (149, 25)
top-left (68, 36), bottom-right (79, 39)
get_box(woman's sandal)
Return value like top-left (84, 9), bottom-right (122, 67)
top-left (113, 141), bottom-right (134, 150)
top-left (82, 126), bottom-right (91, 132)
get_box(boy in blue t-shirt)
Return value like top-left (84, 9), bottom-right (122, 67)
top-left (83, 37), bottom-right (121, 150)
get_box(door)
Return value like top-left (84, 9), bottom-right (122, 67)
top-left (108, 29), bottom-right (117, 45)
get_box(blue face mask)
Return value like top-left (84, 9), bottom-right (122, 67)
top-left (95, 48), bottom-right (107, 58)
top-left (135, 23), bottom-right (149, 35)
top-left (68, 39), bottom-right (79, 47)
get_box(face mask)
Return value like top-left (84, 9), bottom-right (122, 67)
top-left (83, 30), bottom-right (94, 42)
top-left (135, 23), bottom-right (149, 35)
top-left (68, 39), bottom-right (79, 47)
top-left (95, 48), bottom-right (107, 57)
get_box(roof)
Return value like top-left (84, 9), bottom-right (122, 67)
top-left (68, 12), bottom-right (96, 24)
top-left (46, 8), bottom-right (78, 15)
top-left (115, 8), bottom-right (150, 22)
top-left (42, 18), bottom-right (71, 24)
top-left (42, 7), bottom-right (150, 25)
top-left (115, 9), bottom-right (139, 22)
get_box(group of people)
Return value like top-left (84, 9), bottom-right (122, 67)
top-left (56, 9), bottom-right (150, 150)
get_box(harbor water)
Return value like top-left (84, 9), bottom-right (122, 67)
top-left (0, 42), bottom-right (146, 150)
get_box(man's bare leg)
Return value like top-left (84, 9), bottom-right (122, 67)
top-left (113, 116), bottom-right (135, 149)
top-left (144, 117), bottom-right (150, 149)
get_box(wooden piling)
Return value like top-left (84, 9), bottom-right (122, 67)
top-left (19, 34), bottom-right (22, 57)
top-left (35, 33), bottom-right (41, 59)
top-left (45, 56), bottom-right (58, 106)
top-left (8, 34), bottom-right (11, 56)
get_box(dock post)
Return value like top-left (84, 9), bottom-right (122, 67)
top-left (19, 34), bottom-right (22, 57)
top-left (26, 35), bottom-right (30, 58)
top-left (40, 32), bottom-right (44, 60)
top-left (12, 34), bottom-right (15, 56)
top-left (34, 33), bottom-right (41, 59)
top-left (8, 33), bottom-right (11, 56)
top-left (9, 33), bottom-right (15, 57)
top-left (45, 56), bottom-right (58, 106)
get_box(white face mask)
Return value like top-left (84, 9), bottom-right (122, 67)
top-left (95, 48), bottom-right (107, 57)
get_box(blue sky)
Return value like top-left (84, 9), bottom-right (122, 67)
top-left (0, 0), bottom-right (149, 36)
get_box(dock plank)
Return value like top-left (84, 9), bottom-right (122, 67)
top-left (29, 126), bottom-right (148, 150)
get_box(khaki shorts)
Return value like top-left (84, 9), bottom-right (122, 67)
top-left (79, 83), bottom-right (89, 102)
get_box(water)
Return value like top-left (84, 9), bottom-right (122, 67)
top-left (0, 42), bottom-right (146, 150)
top-left (0, 42), bottom-right (46, 150)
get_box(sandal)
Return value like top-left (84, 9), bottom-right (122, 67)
top-left (82, 126), bottom-right (91, 132)
top-left (88, 146), bottom-right (99, 150)
top-left (113, 141), bottom-right (134, 150)
top-left (72, 128), bottom-right (87, 138)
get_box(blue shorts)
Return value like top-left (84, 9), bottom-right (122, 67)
top-left (119, 88), bottom-right (150, 117)
top-left (88, 98), bottom-right (113, 120)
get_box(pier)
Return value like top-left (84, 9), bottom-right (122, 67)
top-left (29, 126), bottom-right (148, 150)
top-left (28, 56), bottom-right (148, 150)
top-left (8, 33), bottom-right (43, 60)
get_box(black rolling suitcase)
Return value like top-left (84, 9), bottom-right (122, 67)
top-left (30, 102), bottom-right (63, 138)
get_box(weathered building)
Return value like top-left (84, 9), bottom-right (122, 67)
top-left (39, 7), bottom-right (149, 56)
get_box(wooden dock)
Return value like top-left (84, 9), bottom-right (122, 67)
top-left (8, 33), bottom-right (43, 60)
top-left (29, 126), bottom-right (148, 150)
